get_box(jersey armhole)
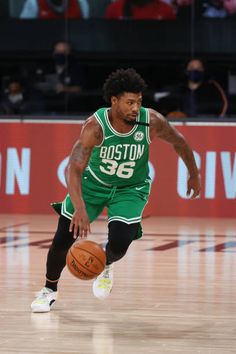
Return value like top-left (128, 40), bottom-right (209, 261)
top-left (145, 109), bottom-right (151, 144)
top-left (94, 112), bottom-right (105, 147)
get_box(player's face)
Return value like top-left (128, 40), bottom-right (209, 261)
top-left (111, 92), bottom-right (142, 123)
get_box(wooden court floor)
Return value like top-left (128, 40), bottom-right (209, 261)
top-left (0, 214), bottom-right (236, 354)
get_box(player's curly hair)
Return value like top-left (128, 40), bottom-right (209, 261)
top-left (103, 68), bottom-right (147, 103)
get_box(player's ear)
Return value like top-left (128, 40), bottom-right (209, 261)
top-left (111, 96), bottom-right (118, 105)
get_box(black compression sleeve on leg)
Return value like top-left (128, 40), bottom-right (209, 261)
top-left (45, 215), bottom-right (75, 288)
top-left (106, 221), bottom-right (139, 265)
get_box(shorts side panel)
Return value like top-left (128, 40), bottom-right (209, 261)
top-left (107, 180), bottom-right (151, 223)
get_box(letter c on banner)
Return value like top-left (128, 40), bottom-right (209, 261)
top-left (57, 156), bottom-right (69, 187)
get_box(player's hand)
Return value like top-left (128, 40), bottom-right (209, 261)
top-left (186, 174), bottom-right (201, 199)
top-left (69, 207), bottom-right (91, 239)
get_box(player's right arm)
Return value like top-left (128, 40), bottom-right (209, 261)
top-left (65, 116), bottom-right (103, 239)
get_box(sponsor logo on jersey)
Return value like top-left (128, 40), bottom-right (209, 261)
top-left (104, 135), bottom-right (114, 140)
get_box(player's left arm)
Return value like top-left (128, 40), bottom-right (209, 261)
top-left (149, 109), bottom-right (201, 199)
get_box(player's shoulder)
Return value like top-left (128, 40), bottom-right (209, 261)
top-left (146, 108), bottom-right (166, 125)
top-left (83, 114), bottom-right (98, 128)
top-left (145, 108), bottom-right (170, 139)
top-left (81, 114), bottom-right (103, 144)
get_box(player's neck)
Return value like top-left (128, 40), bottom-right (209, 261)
top-left (108, 110), bottom-right (134, 134)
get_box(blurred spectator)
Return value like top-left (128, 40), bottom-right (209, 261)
top-left (0, 79), bottom-right (31, 115)
top-left (156, 59), bottom-right (228, 118)
top-left (52, 41), bottom-right (85, 94)
top-left (36, 41), bottom-right (85, 94)
top-left (202, 0), bottom-right (236, 17)
top-left (173, 0), bottom-right (192, 19)
top-left (20, 0), bottom-right (89, 19)
top-left (173, 0), bottom-right (203, 19)
top-left (89, 0), bottom-right (111, 17)
top-left (35, 40), bottom-right (86, 113)
top-left (202, 0), bottom-right (227, 18)
top-left (223, 0), bottom-right (236, 16)
top-left (174, 0), bottom-right (192, 7)
top-left (105, 0), bottom-right (176, 20)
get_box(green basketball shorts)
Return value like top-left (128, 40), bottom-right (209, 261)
top-left (52, 168), bottom-right (152, 239)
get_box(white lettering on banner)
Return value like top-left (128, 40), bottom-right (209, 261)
top-left (57, 156), bottom-right (69, 187)
top-left (178, 151), bottom-right (236, 199)
top-left (205, 152), bottom-right (216, 199)
top-left (177, 151), bottom-right (200, 199)
top-left (6, 148), bottom-right (31, 195)
top-left (221, 152), bottom-right (236, 199)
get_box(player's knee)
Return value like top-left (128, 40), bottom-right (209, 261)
top-left (108, 221), bottom-right (139, 255)
top-left (51, 215), bottom-right (74, 252)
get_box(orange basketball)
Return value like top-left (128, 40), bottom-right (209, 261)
top-left (66, 240), bottom-right (106, 280)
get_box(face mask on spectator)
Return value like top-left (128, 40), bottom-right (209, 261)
top-left (54, 53), bottom-right (67, 65)
top-left (186, 70), bottom-right (204, 83)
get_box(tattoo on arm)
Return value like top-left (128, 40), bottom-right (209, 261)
top-left (156, 118), bottom-right (182, 144)
top-left (94, 125), bottom-right (103, 143)
top-left (69, 143), bottom-right (91, 165)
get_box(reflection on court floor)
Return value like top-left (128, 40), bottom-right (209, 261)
top-left (0, 215), bottom-right (236, 354)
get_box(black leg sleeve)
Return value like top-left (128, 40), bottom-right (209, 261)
top-left (106, 221), bottom-right (139, 265)
top-left (46, 215), bottom-right (75, 281)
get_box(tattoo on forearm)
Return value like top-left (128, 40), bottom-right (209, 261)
top-left (70, 143), bottom-right (91, 164)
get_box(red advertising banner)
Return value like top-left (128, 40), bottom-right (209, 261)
top-left (0, 121), bottom-right (235, 217)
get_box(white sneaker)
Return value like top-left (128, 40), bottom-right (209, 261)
top-left (92, 265), bottom-right (113, 300)
top-left (31, 287), bottom-right (58, 313)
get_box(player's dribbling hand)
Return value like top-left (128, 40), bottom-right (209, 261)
top-left (186, 174), bottom-right (201, 199)
top-left (70, 208), bottom-right (91, 239)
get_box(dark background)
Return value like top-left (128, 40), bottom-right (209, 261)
top-left (0, 2), bottom-right (236, 117)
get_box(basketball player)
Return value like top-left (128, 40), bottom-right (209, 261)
top-left (31, 68), bottom-right (201, 312)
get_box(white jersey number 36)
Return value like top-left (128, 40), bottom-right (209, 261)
top-left (100, 159), bottom-right (135, 178)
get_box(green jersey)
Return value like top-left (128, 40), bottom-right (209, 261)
top-left (87, 107), bottom-right (151, 187)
